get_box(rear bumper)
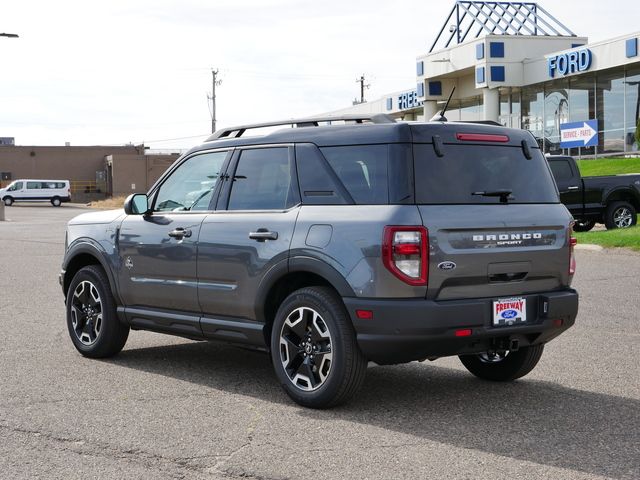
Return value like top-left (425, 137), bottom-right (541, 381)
top-left (343, 289), bottom-right (578, 365)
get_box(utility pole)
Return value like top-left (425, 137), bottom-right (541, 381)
top-left (207, 69), bottom-right (222, 133)
top-left (353, 74), bottom-right (370, 105)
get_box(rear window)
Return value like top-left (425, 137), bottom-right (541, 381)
top-left (413, 144), bottom-right (559, 204)
top-left (320, 145), bottom-right (388, 204)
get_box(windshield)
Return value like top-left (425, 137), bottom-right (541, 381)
top-left (413, 144), bottom-right (559, 204)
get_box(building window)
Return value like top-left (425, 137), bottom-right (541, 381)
top-left (544, 78), bottom-right (569, 154)
top-left (476, 67), bottom-right (485, 84)
top-left (500, 92), bottom-right (510, 117)
top-left (476, 43), bottom-right (484, 60)
top-left (490, 66), bottom-right (505, 82)
top-left (489, 42), bottom-right (504, 58)
top-left (624, 66), bottom-right (640, 152)
top-left (386, 98), bottom-right (393, 110)
top-left (568, 74), bottom-right (596, 155)
top-left (416, 61), bottom-right (424, 76)
top-left (521, 88), bottom-right (544, 143)
top-left (626, 38), bottom-right (638, 58)
top-left (428, 81), bottom-right (442, 96)
top-left (597, 69), bottom-right (626, 154)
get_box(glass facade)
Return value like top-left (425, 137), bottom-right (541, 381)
top-left (624, 66), bottom-right (640, 152)
top-left (519, 65), bottom-right (640, 155)
top-left (441, 96), bottom-right (482, 121)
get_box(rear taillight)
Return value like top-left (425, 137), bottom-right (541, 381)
top-left (382, 226), bottom-right (428, 286)
top-left (569, 230), bottom-right (577, 276)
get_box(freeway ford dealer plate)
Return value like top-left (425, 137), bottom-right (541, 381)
top-left (493, 297), bottom-right (526, 326)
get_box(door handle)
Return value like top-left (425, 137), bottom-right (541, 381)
top-left (168, 228), bottom-right (192, 239)
top-left (567, 186), bottom-right (579, 191)
top-left (249, 228), bottom-right (278, 242)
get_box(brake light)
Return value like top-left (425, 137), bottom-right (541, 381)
top-left (382, 226), bottom-right (428, 286)
top-left (569, 231), bottom-right (577, 276)
top-left (456, 133), bottom-right (509, 143)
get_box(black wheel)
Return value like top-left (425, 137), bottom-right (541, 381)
top-left (604, 201), bottom-right (637, 229)
top-left (270, 287), bottom-right (367, 408)
top-left (3, 196), bottom-right (13, 206)
top-left (573, 219), bottom-right (596, 232)
top-left (51, 197), bottom-right (62, 207)
top-left (458, 344), bottom-right (544, 381)
top-left (66, 265), bottom-right (129, 358)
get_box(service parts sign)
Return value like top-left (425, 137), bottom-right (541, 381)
top-left (560, 120), bottom-right (598, 148)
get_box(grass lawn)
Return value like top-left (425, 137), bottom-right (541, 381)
top-left (575, 225), bottom-right (640, 252)
top-left (575, 157), bottom-right (640, 176)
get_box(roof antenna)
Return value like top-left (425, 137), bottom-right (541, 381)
top-left (430, 86), bottom-right (455, 122)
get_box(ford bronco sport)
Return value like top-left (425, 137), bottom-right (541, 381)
top-left (60, 114), bottom-right (579, 408)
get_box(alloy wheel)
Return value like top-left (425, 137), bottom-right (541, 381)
top-left (279, 307), bottom-right (333, 392)
top-left (613, 207), bottom-right (633, 228)
top-left (70, 280), bottom-right (103, 345)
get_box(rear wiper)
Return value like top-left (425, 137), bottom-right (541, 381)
top-left (472, 189), bottom-right (513, 203)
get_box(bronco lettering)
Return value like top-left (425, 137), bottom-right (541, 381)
top-left (473, 233), bottom-right (542, 242)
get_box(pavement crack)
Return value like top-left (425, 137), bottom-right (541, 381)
top-left (0, 423), bottom-right (219, 474)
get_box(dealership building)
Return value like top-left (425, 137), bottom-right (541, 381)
top-left (330, 1), bottom-right (640, 156)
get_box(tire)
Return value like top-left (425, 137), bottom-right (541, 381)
top-left (3, 196), bottom-right (13, 206)
top-left (66, 265), bottom-right (129, 358)
top-left (270, 286), bottom-right (367, 408)
top-left (458, 344), bottom-right (544, 381)
top-left (573, 219), bottom-right (596, 232)
top-left (604, 201), bottom-right (637, 229)
top-left (51, 197), bottom-right (62, 207)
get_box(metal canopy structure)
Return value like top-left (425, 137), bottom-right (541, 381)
top-left (429, 1), bottom-right (576, 53)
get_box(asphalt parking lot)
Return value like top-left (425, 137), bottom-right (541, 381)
top-left (0, 204), bottom-right (638, 480)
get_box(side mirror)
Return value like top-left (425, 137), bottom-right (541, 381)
top-left (124, 193), bottom-right (149, 215)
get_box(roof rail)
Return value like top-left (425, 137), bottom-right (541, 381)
top-left (206, 114), bottom-right (396, 141)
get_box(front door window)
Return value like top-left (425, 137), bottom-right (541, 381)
top-left (153, 151), bottom-right (228, 212)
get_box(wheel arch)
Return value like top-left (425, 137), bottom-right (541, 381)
top-left (63, 243), bottom-right (121, 304)
top-left (256, 256), bottom-right (355, 346)
top-left (604, 188), bottom-right (640, 212)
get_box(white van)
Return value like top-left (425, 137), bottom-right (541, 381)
top-left (0, 179), bottom-right (71, 207)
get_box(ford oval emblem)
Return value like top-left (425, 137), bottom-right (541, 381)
top-left (501, 309), bottom-right (518, 319)
top-left (438, 261), bottom-right (457, 271)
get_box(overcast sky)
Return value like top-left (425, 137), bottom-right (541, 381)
top-left (1, 0), bottom-right (638, 149)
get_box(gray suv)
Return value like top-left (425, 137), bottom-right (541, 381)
top-left (60, 115), bottom-right (579, 408)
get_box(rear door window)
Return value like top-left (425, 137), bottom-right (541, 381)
top-left (227, 148), bottom-right (297, 211)
top-left (320, 145), bottom-right (388, 204)
top-left (548, 159), bottom-right (574, 181)
top-left (413, 144), bottom-right (559, 204)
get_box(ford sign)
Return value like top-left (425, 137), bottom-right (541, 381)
top-left (548, 48), bottom-right (592, 78)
